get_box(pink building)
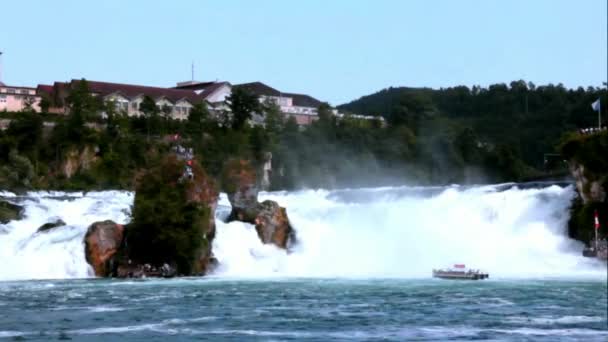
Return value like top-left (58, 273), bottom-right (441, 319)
top-left (0, 83), bottom-right (41, 112)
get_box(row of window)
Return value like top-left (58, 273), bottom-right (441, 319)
top-left (0, 88), bottom-right (34, 95)
top-left (0, 94), bottom-right (37, 102)
top-left (109, 100), bottom-right (190, 115)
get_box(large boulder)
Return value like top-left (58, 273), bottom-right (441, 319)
top-left (254, 200), bottom-right (295, 249)
top-left (222, 159), bottom-right (295, 249)
top-left (222, 159), bottom-right (259, 222)
top-left (37, 217), bottom-right (66, 233)
top-left (84, 220), bottom-right (125, 277)
top-left (0, 200), bottom-right (23, 224)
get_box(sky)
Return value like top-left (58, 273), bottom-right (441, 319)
top-left (0, 0), bottom-right (606, 105)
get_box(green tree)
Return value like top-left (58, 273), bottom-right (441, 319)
top-left (262, 101), bottom-right (283, 147)
top-left (64, 79), bottom-right (99, 143)
top-left (186, 102), bottom-right (210, 140)
top-left (139, 95), bottom-right (159, 141)
top-left (227, 87), bottom-right (260, 130)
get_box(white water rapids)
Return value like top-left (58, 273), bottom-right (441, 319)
top-left (0, 184), bottom-right (605, 281)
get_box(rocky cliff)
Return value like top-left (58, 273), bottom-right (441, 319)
top-left (61, 145), bottom-right (99, 179)
top-left (222, 158), bottom-right (295, 249)
top-left (560, 131), bottom-right (607, 245)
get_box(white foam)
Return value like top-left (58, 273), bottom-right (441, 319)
top-left (1, 184), bottom-right (606, 281)
top-left (213, 184), bottom-right (607, 279)
top-left (507, 315), bottom-right (606, 325)
top-left (0, 191), bottom-right (133, 281)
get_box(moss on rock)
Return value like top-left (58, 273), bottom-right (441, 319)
top-left (0, 200), bottom-right (23, 224)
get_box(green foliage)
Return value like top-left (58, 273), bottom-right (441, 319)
top-left (0, 150), bottom-right (35, 191)
top-left (186, 102), bottom-right (210, 139)
top-left (0, 79), bottom-right (605, 192)
top-left (139, 95), bottom-right (160, 140)
top-left (559, 131), bottom-right (608, 175)
top-left (227, 87), bottom-right (260, 129)
top-left (127, 156), bottom-right (211, 274)
top-left (339, 82), bottom-right (607, 170)
top-left (5, 113), bottom-right (43, 158)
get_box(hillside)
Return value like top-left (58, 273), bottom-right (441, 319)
top-left (338, 81), bottom-right (607, 169)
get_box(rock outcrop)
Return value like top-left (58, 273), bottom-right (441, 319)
top-left (84, 220), bottom-right (125, 277)
top-left (62, 145), bottom-right (98, 179)
top-left (254, 200), bottom-right (294, 249)
top-left (37, 218), bottom-right (66, 233)
top-left (222, 159), bottom-right (295, 249)
top-left (122, 154), bottom-right (218, 277)
top-left (569, 161), bottom-right (606, 204)
top-left (0, 200), bottom-right (23, 224)
top-left (560, 131), bottom-right (607, 252)
top-left (223, 159), bottom-right (259, 222)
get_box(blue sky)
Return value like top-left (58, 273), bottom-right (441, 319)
top-left (0, 0), bottom-right (606, 105)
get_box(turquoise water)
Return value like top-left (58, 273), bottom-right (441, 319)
top-left (1, 278), bottom-right (606, 341)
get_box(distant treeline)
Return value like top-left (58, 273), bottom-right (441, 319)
top-left (339, 81), bottom-right (607, 171)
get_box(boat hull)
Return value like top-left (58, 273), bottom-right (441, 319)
top-left (432, 270), bottom-right (489, 280)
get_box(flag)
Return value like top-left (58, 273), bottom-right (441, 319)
top-left (591, 99), bottom-right (600, 112)
top-left (595, 210), bottom-right (600, 230)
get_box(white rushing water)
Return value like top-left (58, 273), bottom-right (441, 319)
top-left (0, 191), bottom-right (132, 281)
top-left (0, 184), bottom-right (605, 281)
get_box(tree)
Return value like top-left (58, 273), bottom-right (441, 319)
top-left (454, 128), bottom-right (481, 164)
top-left (186, 102), bottom-right (210, 139)
top-left (139, 95), bottom-right (159, 141)
top-left (315, 102), bottom-right (337, 135)
top-left (64, 79), bottom-right (100, 143)
top-left (388, 92), bottom-right (433, 131)
top-left (66, 79), bottom-right (101, 120)
top-left (263, 101), bottom-right (283, 146)
top-left (39, 96), bottom-right (51, 113)
top-left (227, 87), bottom-right (260, 130)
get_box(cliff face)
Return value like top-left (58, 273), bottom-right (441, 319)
top-left (61, 145), bottom-right (98, 179)
top-left (569, 162), bottom-right (606, 204)
top-left (560, 132), bottom-right (607, 245)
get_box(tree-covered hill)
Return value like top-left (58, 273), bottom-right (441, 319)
top-left (338, 81), bottom-right (607, 169)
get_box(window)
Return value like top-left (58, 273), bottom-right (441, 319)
top-left (131, 102), bottom-right (138, 110)
top-left (7, 89), bottom-right (16, 94)
top-left (0, 95), bottom-right (6, 102)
